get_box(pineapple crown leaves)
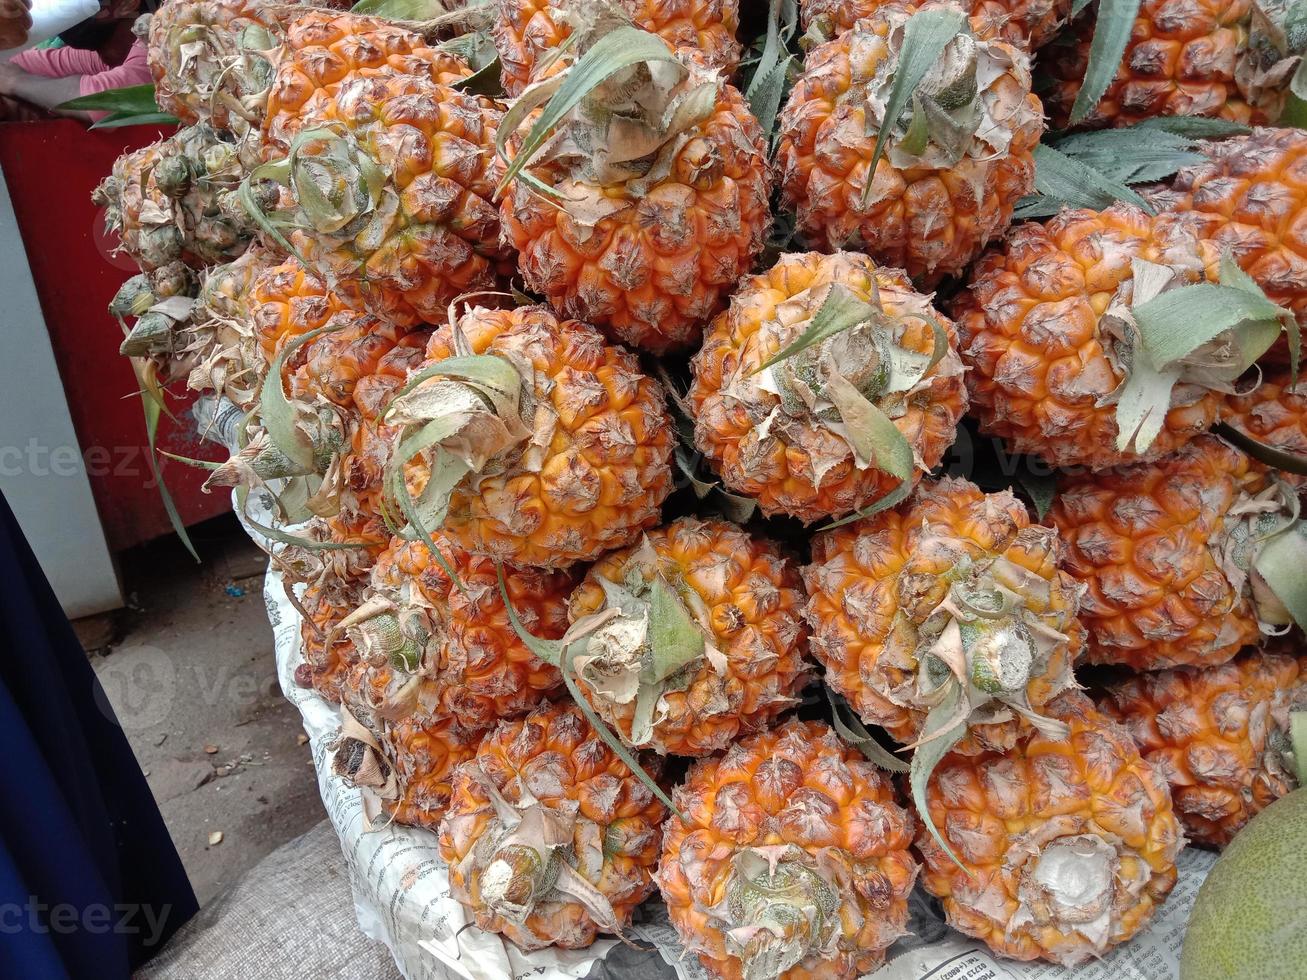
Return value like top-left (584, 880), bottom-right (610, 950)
top-left (1067, 0), bottom-right (1144, 127)
top-left (494, 24), bottom-right (718, 217)
top-left (743, 0), bottom-right (800, 147)
top-left (495, 564), bottom-right (687, 822)
top-left (465, 763), bottom-right (626, 935)
top-left (128, 357), bottom-right (200, 562)
top-left (238, 126), bottom-right (385, 270)
top-left (860, 5), bottom-right (970, 208)
top-left (1233, 488), bottom-right (1307, 633)
top-left (119, 295), bottom-right (198, 358)
top-left (1015, 118), bottom-right (1251, 220)
top-left (651, 363), bottom-right (758, 523)
top-left (908, 683), bottom-right (970, 873)
top-left (56, 83), bottom-right (180, 129)
top-left (825, 687), bottom-right (909, 774)
top-left (1109, 252), bottom-right (1295, 455)
top-left (722, 849), bottom-right (842, 980)
top-left (750, 281), bottom-right (950, 487)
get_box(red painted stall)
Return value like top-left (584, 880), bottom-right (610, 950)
top-left (0, 119), bottom-right (231, 552)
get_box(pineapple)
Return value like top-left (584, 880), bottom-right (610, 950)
top-left (249, 71), bottom-right (510, 326)
top-left (493, 0), bottom-right (742, 97)
top-left (1148, 128), bottom-right (1307, 360)
top-left (1225, 371), bottom-right (1307, 463)
top-left (383, 713), bottom-right (489, 829)
top-left (259, 10), bottom-right (472, 156)
top-left (953, 203), bottom-right (1289, 470)
top-left (383, 305), bottom-right (675, 568)
top-left (799, 0), bottom-right (1072, 51)
top-left (803, 476), bottom-right (1086, 756)
top-left (564, 517), bottom-right (812, 757)
top-left (657, 719), bottom-right (918, 980)
top-left (94, 124), bottom-right (252, 272)
top-left (1096, 645), bottom-right (1306, 848)
top-left (918, 691), bottom-right (1184, 967)
top-left (298, 578), bottom-right (366, 702)
top-left (346, 533), bottom-right (574, 730)
top-left (776, 0), bottom-right (1044, 285)
top-left (498, 23), bottom-right (770, 353)
top-left (688, 251), bottom-right (967, 523)
top-left (437, 702), bottom-right (667, 949)
top-left (144, 0), bottom-right (293, 135)
top-left (1048, 435), bottom-right (1297, 671)
top-left (1041, 1), bottom-right (1307, 129)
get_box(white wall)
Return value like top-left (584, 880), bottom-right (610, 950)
top-left (0, 167), bottom-right (122, 617)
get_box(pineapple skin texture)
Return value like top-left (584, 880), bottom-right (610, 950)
top-left (952, 203), bottom-right (1225, 469)
top-left (803, 476), bottom-right (1085, 752)
top-left (1148, 128), bottom-right (1307, 356)
top-left (568, 517), bottom-right (812, 757)
top-left (776, 3), bottom-right (1043, 285)
top-left (277, 76), bottom-right (510, 327)
top-left (501, 71), bottom-right (772, 354)
top-left (1096, 647), bottom-right (1305, 848)
top-left (1048, 435), bottom-right (1265, 671)
top-left (438, 703), bottom-right (667, 950)
top-left (385, 713), bottom-right (488, 830)
top-left (424, 307), bottom-right (675, 569)
top-left (918, 692), bottom-right (1184, 967)
top-left (260, 11), bottom-right (470, 156)
top-left (493, 0), bottom-right (742, 97)
top-left (1040, 0), bottom-right (1256, 130)
top-left (1224, 372), bottom-right (1307, 469)
top-left (369, 534), bottom-right (574, 729)
top-left (657, 719), bottom-right (919, 980)
top-left (689, 251), bottom-right (967, 523)
top-left (800, 0), bottom-right (1071, 51)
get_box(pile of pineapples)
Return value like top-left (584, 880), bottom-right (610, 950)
top-left (95, 0), bottom-right (1307, 975)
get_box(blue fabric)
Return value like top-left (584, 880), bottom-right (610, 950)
top-left (0, 493), bottom-right (197, 979)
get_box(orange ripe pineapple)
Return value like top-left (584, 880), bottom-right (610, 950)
top-left (1041, 1), bottom-right (1307, 129)
top-left (493, 0), bottom-right (742, 97)
top-left (800, 0), bottom-right (1071, 51)
top-left (689, 251), bottom-right (966, 523)
top-left (1148, 128), bottom-right (1307, 356)
top-left (952, 203), bottom-right (1260, 470)
top-left (777, 1), bottom-right (1043, 284)
top-left (250, 71), bottom-right (510, 326)
top-left (1048, 435), bottom-right (1295, 671)
top-left (386, 305), bottom-right (674, 568)
top-left (658, 720), bottom-right (918, 980)
top-left (499, 33), bottom-right (770, 353)
top-left (437, 702), bottom-right (667, 949)
top-left (1224, 372), bottom-right (1307, 461)
top-left (918, 692), bottom-right (1184, 967)
top-left (299, 580), bottom-right (364, 701)
top-left (348, 533), bottom-right (574, 729)
top-left (384, 713), bottom-right (488, 829)
top-left (565, 517), bottom-right (812, 757)
top-left (1096, 646), bottom-right (1307, 848)
top-left (803, 477), bottom-right (1085, 755)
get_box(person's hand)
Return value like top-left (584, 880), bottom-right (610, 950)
top-left (0, 60), bottom-right (21, 94)
top-left (0, 0), bottom-right (33, 51)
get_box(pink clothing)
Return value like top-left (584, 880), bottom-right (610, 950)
top-left (10, 39), bottom-right (150, 120)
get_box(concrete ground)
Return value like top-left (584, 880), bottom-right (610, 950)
top-left (85, 513), bottom-right (323, 906)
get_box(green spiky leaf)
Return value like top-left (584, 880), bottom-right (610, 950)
top-left (91, 111), bottom-right (181, 130)
top-left (863, 7), bottom-right (968, 204)
top-left (1132, 283), bottom-right (1287, 369)
top-left (1131, 115), bottom-right (1251, 137)
top-left (496, 566), bottom-right (683, 821)
top-left (753, 283), bottom-right (879, 375)
top-left (745, 0), bottom-right (797, 143)
top-left (1030, 142), bottom-right (1150, 213)
top-left (817, 478), bottom-right (913, 531)
top-left (136, 377), bottom-right (199, 562)
top-left (1049, 128), bottom-right (1203, 185)
top-left (1017, 468), bottom-right (1058, 519)
top-left (1069, 0), bottom-right (1143, 126)
top-left (647, 577), bottom-right (705, 685)
top-left (910, 686), bottom-right (971, 873)
top-left (260, 324), bottom-right (346, 472)
top-left (58, 83), bottom-right (162, 114)
top-left (827, 688), bottom-right (909, 773)
top-left (495, 27), bottom-right (679, 196)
